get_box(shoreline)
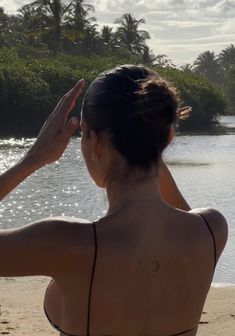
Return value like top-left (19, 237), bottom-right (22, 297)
top-left (1, 277), bottom-right (235, 335)
top-left (212, 282), bottom-right (235, 288)
top-left (0, 116), bottom-right (234, 145)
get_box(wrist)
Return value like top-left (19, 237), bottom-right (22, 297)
top-left (20, 152), bottom-right (44, 174)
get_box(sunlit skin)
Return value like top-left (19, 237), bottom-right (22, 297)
top-left (0, 80), bottom-right (228, 336)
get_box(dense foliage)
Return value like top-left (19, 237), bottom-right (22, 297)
top-left (192, 45), bottom-right (235, 114)
top-left (0, 49), bottom-right (228, 136)
top-left (158, 67), bottom-right (228, 131)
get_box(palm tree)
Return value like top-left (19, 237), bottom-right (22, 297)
top-left (78, 23), bottom-right (103, 55)
top-left (115, 13), bottom-right (150, 55)
top-left (219, 44), bottom-right (235, 71)
top-left (141, 45), bottom-right (157, 65)
top-left (100, 25), bottom-right (118, 53)
top-left (64, 0), bottom-right (99, 54)
top-left (64, 0), bottom-right (96, 45)
top-left (17, 5), bottom-right (45, 47)
top-left (69, 0), bottom-right (94, 21)
top-left (101, 26), bottom-right (113, 44)
top-left (24, 0), bottom-right (72, 56)
top-left (193, 51), bottom-right (221, 84)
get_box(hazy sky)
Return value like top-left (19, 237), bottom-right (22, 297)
top-left (1, 0), bottom-right (235, 65)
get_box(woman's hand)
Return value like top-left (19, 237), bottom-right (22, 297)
top-left (0, 80), bottom-right (85, 201)
top-left (25, 79), bottom-right (85, 168)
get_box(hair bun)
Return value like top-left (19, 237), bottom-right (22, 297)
top-left (135, 77), bottom-right (179, 127)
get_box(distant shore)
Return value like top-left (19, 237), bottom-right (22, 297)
top-left (0, 277), bottom-right (235, 335)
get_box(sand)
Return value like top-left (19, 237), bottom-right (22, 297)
top-left (0, 277), bottom-right (235, 335)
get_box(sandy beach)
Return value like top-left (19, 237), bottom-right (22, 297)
top-left (0, 277), bottom-right (235, 336)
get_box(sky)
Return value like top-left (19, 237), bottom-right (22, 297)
top-left (0, 0), bottom-right (235, 66)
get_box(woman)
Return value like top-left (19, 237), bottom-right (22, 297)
top-left (0, 65), bottom-right (227, 336)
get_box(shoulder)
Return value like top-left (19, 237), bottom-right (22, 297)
top-left (0, 217), bottom-right (94, 277)
top-left (34, 216), bottom-right (93, 242)
top-left (34, 216), bottom-right (92, 228)
top-left (39, 216), bottom-right (92, 225)
top-left (32, 216), bottom-right (95, 275)
top-left (189, 208), bottom-right (228, 257)
top-left (25, 216), bottom-right (92, 233)
top-left (19, 216), bottom-right (94, 257)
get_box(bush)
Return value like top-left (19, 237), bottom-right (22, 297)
top-left (0, 64), bottom-right (50, 136)
top-left (0, 49), bottom-right (229, 136)
top-left (156, 67), bottom-right (228, 131)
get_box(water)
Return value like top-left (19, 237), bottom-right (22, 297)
top-left (0, 116), bottom-right (234, 285)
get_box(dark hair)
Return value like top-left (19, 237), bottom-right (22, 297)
top-left (82, 64), bottom-right (188, 170)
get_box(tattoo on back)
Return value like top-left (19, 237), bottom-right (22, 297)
top-left (152, 260), bottom-right (160, 272)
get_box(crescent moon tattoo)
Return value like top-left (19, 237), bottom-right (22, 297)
top-left (152, 261), bottom-right (160, 272)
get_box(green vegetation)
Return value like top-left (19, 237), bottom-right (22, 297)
top-left (193, 45), bottom-right (235, 115)
top-left (0, 49), bottom-right (228, 136)
top-left (0, 1), bottom-right (231, 136)
top-left (158, 67), bottom-right (228, 132)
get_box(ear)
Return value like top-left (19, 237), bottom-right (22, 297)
top-left (90, 130), bottom-right (107, 160)
top-left (167, 126), bottom-right (175, 146)
top-left (90, 130), bottom-right (99, 161)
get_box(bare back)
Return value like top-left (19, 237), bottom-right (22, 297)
top-left (44, 203), bottom-right (226, 336)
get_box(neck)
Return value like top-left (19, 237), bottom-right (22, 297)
top-left (105, 167), bottom-right (161, 216)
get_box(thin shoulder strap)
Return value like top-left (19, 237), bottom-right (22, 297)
top-left (86, 222), bottom-right (98, 336)
top-left (199, 213), bottom-right (217, 271)
top-left (170, 327), bottom-right (196, 336)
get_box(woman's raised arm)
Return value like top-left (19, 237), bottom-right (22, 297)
top-left (0, 79), bottom-right (85, 201)
top-left (157, 158), bottom-right (191, 211)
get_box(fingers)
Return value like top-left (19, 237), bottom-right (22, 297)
top-left (55, 79), bottom-right (85, 122)
top-left (71, 79), bottom-right (85, 101)
top-left (41, 79), bottom-right (84, 132)
top-left (65, 117), bottom-right (80, 137)
top-left (49, 79), bottom-right (84, 130)
top-left (62, 79), bottom-right (85, 107)
top-left (53, 79), bottom-right (85, 113)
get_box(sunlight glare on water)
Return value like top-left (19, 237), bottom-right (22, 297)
top-left (0, 117), bottom-right (234, 285)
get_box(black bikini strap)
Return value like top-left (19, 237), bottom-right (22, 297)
top-left (170, 327), bottom-right (195, 336)
top-left (199, 213), bottom-right (217, 270)
top-left (86, 222), bottom-right (98, 336)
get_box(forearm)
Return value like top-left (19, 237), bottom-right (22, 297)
top-left (0, 155), bottom-right (39, 201)
top-left (157, 159), bottom-right (191, 211)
